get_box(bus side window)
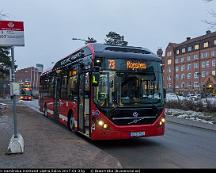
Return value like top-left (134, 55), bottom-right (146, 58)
top-left (68, 75), bottom-right (78, 101)
top-left (48, 76), bottom-right (54, 97)
top-left (61, 73), bottom-right (68, 99)
top-left (85, 72), bottom-right (90, 96)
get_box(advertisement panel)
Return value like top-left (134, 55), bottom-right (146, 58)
top-left (0, 20), bottom-right (25, 46)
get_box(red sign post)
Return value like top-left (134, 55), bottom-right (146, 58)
top-left (0, 20), bottom-right (25, 154)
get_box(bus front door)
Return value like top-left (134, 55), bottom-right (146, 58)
top-left (78, 72), bottom-right (90, 136)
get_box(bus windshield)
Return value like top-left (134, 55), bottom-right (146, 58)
top-left (20, 89), bottom-right (32, 96)
top-left (94, 68), bottom-right (163, 108)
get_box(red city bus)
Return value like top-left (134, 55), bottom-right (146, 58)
top-left (19, 81), bottom-right (33, 101)
top-left (39, 43), bottom-right (166, 140)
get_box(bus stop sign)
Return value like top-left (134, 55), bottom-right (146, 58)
top-left (0, 20), bottom-right (25, 47)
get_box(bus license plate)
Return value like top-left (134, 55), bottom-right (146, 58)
top-left (130, 131), bottom-right (145, 137)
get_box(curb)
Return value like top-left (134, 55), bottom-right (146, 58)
top-left (166, 115), bottom-right (216, 131)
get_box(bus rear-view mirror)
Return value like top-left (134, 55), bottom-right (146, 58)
top-left (92, 72), bottom-right (100, 87)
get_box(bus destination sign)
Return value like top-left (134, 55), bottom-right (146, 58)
top-left (127, 61), bottom-right (147, 70)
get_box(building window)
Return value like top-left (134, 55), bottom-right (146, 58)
top-left (176, 49), bottom-right (180, 55)
top-left (187, 55), bottom-right (191, 61)
top-left (181, 83), bottom-right (185, 88)
top-left (194, 72), bottom-right (199, 79)
top-left (194, 44), bottom-right (199, 50)
top-left (175, 66), bottom-right (179, 72)
top-left (214, 40), bottom-right (216, 45)
top-left (187, 73), bottom-right (191, 79)
top-left (211, 50), bottom-right (216, 57)
top-left (194, 63), bottom-right (199, 69)
top-left (182, 48), bottom-right (186, 53)
top-left (176, 74), bottom-right (179, 79)
top-left (188, 82), bottom-right (192, 88)
top-left (168, 66), bottom-right (171, 73)
top-left (204, 42), bottom-right (209, 48)
top-left (167, 59), bottom-right (172, 65)
top-left (212, 71), bottom-right (216, 76)
top-left (175, 58), bottom-right (179, 64)
top-left (212, 59), bottom-right (216, 66)
top-left (193, 54), bottom-right (199, 59)
top-left (187, 64), bottom-right (191, 70)
top-left (181, 65), bottom-right (185, 71)
top-left (180, 57), bottom-right (184, 63)
top-left (206, 61), bottom-right (209, 67)
top-left (167, 75), bottom-right (171, 81)
top-left (201, 52), bottom-right (208, 58)
top-left (202, 61), bottom-right (206, 68)
top-left (194, 82), bottom-right (199, 88)
top-left (202, 71), bottom-right (206, 77)
top-left (167, 51), bottom-right (172, 57)
top-left (188, 46), bottom-right (192, 52)
top-left (181, 74), bottom-right (185, 79)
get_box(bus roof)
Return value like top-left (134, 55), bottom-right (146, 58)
top-left (91, 43), bottom-right (160, 61)
top-left (92, 43), bottom-right (154, 54)
top-left (43, 43), bottom-right (161, 76)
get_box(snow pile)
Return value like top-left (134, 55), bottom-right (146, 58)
top-left (166, 108), bottom-right (215, 125)
top-left (166, 93), bottom-right (185, 101)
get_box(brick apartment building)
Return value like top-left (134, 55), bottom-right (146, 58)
top-left (162, 30), bottom-right (216, 96)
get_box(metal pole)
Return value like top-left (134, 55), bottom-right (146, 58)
top-left (11, 47), bottom-right (18, 138)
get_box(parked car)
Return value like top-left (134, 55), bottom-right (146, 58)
top-left (186, 94), bottom-right (201, 101)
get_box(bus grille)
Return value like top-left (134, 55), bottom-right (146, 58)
top-left (110, 108), bottom-right (162, 125)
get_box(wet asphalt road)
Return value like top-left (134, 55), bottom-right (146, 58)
top-left (24, 99), bottom-right (216, 168)
top-left (95, 123), bottom-right (216, 168)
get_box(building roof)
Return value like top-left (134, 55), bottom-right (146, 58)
top-left (177, 30), bottom-right (216, 47)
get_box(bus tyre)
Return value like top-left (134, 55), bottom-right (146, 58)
top-left (44, 105), bottom-right (48, 117)
top-left (68, 114), bottom-right (74, 131)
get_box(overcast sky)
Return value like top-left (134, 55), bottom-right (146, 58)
top-left (1, 0), bottom-right (215, 70)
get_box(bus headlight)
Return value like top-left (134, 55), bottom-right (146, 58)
top-left (159, 118), bottom-right (166, 126)
top-left (98, 120), bottom-right (104, 126)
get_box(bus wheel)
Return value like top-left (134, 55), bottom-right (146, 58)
top-left (68, 114), bottom-right (74, 131)
top-left (44, 105), bottom-right (48, 117)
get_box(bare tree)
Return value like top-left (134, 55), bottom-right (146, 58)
top-left (204, 0), bottom-right (216, 28)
